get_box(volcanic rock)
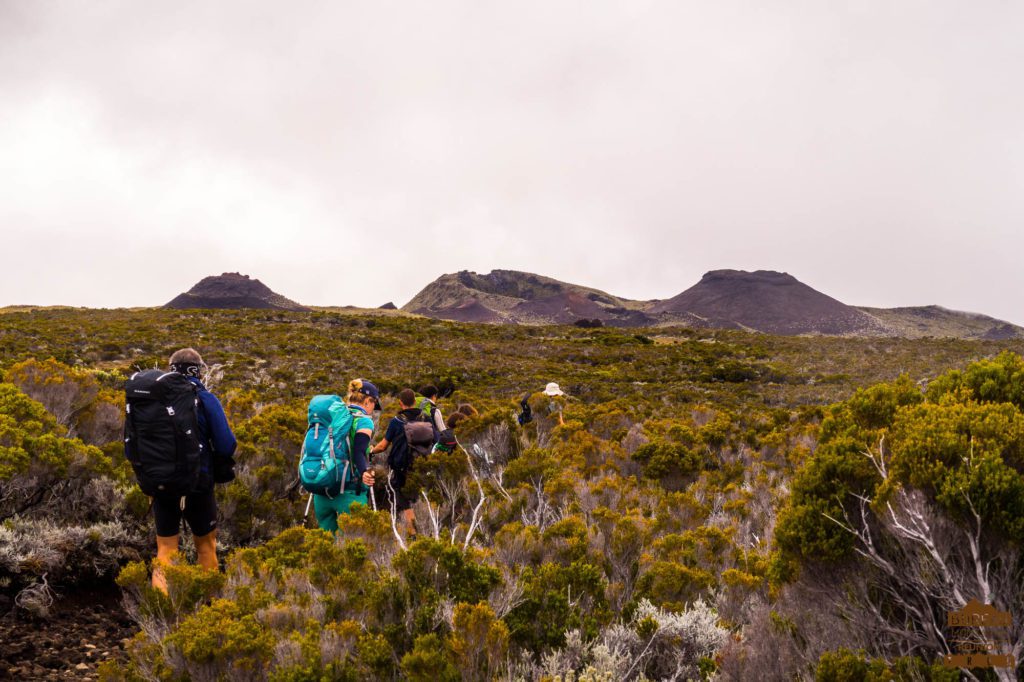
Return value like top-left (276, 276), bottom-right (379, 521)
top-left (165, 273), bottom-right (309, 312)
top-left (403, 270), bottom-right (661, 326)
top-left (650, 270), bottom-right (887, 335)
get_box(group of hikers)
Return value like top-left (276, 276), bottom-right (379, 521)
top-left (124, 348), bottom-right (566, 592)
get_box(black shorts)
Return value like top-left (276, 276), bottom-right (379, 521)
top-left (380, 468), bottom-right (413, 513)
top-left (152, 489), bottom-right (218, 537)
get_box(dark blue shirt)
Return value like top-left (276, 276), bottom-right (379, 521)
top-left (383, 407), bottom-right (427, 470)
top-left (186, 377), bottom-right (237, 461)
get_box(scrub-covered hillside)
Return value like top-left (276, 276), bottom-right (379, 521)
top-left (0, 307), bottom-right (1020, 680)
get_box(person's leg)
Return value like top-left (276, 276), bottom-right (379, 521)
top-left (153, 534), bottom-right (179, 593)
top-left (392, 470), bottom-right (416, 536)
top-left (340, 490), bottom-right (367, 515)
top-left (402, 508), bottom-right (417, 536)
top-left (313, 494), bottom-right (340, 533)
top-left (194, 530), bottom-right (218, 571)
top-left (183, 488), bottom-right (219, 571)
top-left (385, 471), bottom-right (413, 532)
top-left (151, 495), bottom-right (183, 593)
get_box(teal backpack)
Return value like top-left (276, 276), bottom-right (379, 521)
top-left (298, 395), bottom-right (359, 497)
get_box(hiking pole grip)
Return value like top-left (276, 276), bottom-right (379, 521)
top-left (303, 493), bottom-right (313, 522)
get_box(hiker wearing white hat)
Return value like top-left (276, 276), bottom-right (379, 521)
top-left (516, 383), bottom-right (570, 430)
top-left (544, 382), bottom-right (565, 397)
top-left (543, 382), bottom-right (567, 425)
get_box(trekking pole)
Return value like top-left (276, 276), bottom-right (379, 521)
top-left (303, 493), bottom-right (313, 522)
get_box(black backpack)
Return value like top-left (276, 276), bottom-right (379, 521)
top-left (389, 411), bottom-right (435, 472)
top-left (124, 369), bottom-right (204, 496)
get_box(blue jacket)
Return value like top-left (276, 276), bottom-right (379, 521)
top-left (187, 377), bottom-right (237, 464)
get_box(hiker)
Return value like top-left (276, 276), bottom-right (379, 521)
top-left (370, 388), bottom-right (435, 535)
top-left (303, 379), bottom-right (379, 533)
top-left (417, 384), bottom-right (447, 434)
top-left (446, 411), bottom-right (469, 430)
top-left (543, 382), bottom-right (568, 426)
top-left (455, 403), bottom-right (479, 418)
top-left (518, 383), bottom-right (567, 427)
top-left (517, 393), bottom-right (533, 425)
top-left (125, 348), bottom-right (237, 593)
top-left (433, 427), bottom-right (458, 455)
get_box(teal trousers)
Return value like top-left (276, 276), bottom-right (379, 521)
top-left (313, 489), bottom-right (368, 533)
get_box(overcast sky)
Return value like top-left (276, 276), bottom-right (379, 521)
top-left (1, 1), bottom-right (1022, 322)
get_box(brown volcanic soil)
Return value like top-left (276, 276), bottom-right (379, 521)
top-left (415, 300), bottom-right (505, 323)
top-left (0, 583), bottom-right (135, 680)
top-left (511, 292), bottom-right (659, 327)
top-left (165, 272), bottom-right (309, 312)
top-left (650, 269), bottom-right (886, 336)
top-left (404, 270), bottom-right (657, 326)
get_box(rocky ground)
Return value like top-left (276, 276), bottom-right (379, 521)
top-left (0, 583), bottom-right (135, 680)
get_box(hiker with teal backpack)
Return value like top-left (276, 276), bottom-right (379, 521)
top-left (298, 379), bottom-right (380, 533)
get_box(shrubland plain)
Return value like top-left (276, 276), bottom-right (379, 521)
top-left (2, 307), bottom-right (1023, 680)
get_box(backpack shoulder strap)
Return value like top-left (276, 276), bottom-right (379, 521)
top-left (345, 405), bottom-right (362, 461)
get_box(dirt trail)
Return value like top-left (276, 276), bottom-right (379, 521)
top-left (0, 583), bottom-right (135, 680)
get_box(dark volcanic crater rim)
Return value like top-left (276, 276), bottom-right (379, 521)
top-left (164, 273), bottom-right (309, 312)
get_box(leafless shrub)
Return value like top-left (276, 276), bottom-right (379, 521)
top-left (471, 422), bottom-right (515, 466)
top-left (533, 598), bottom-right (729, 681)
top-left (541, 630), bottom-right (590, 677)
top-left (621, 423), bottom-right (649, 456)
top-left (489, 565), bottom-right (526, 619)
top-left (260, 603), bottom-right (309, 632)
top-left (12, 374), bottom-right (94, 437)
top-left (0, 518), bottom-right (143, 586)
top-left (630, 598), bottom-right (728, 680)
top-left (815, 441), bottom-right (1024, 681)
top-left (319, 623), bottom-right (358, 666)
top-left (272, 637), bottom-right (304, 671)
top-left (281, 572), bottom-right (325, 623)
top-left (78, 398), bottom-right (123, 446)
top-left (14, 573), bottom-right (55, 617)
top-left (520, 477), bottom-right (558, 531)
top-left (203, 363), bottom-right (226, 392)
top-left (691, 408), bottom-right (715, 427)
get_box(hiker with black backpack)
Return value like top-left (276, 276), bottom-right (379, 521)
top-left (369, 388), bottom-right (435, 535)
top-left (298, 379), bottom-right (379, 533)
top-left (124, 348), bottom-right (237, 593)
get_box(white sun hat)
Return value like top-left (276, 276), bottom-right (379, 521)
top-left (544, 382), bottom-right (566, 396)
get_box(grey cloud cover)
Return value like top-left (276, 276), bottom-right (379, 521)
top-left (1, 1), bottom-right (1022, 323)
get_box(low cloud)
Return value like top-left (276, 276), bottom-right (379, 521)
top-left (1, 1), bottom-right (1021, 323)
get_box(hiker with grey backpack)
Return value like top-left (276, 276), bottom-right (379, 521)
top-left (298, 379), bottom-right (379, 533)
top-left (369, 388), bottom-right (436, 536)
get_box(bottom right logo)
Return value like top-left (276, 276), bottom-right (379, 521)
top-left (944, 599), bottom-right (1015, 669)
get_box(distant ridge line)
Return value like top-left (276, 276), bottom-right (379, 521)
top-left (154, 269), bottom-right (1023, 339)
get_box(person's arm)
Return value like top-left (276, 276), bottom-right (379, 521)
top-left (199, 391), bottom-right (237, 456)
top-left (371, 418), bottom-right (400, 455)
top-left (356, 413), bottom-right (382, 485)
top-left (351, 429), bottom-right (371, 474)
top-left (432, 406), bottom-right (445, 434)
